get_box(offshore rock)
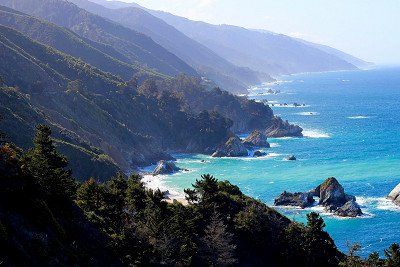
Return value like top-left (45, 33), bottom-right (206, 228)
top-left (334, 200), bottom-right (363, 217)
top-left (243, 130), bottom-right (270, 148)
top-left (153, 160), bottom-right (181, 175)
top-left (275, 177), bottom-right (363, 217)
top-left (253, 150), bottom-right (266, 157)
top-left (212, 136), bottom-right (248, 157)
top-left (265, 117), bottom-right (303, 138)
top-left (274, 191), bottom-right (314, 208)
top-left (388, 183), bottom-right (400, 205)
top-left (286, 155), bottom-right (296, 161)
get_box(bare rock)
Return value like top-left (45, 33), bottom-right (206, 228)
top-left (274, 191), bottom-right (314, 208)
top-left (253, 150), bottom-right (266, 157)
top-left (243, 130), bottom-right (270, 148)
top-left (334, 200), bottom-right (363, 217)
top-left (153, 160), bottom-right (181, 175)
top-left (286, 155), bottom-right (296, 161)
top-left (265, 117), bottom-right (303, 137)
top-left (212, 136), bottom-right (248, 157)
top-left (388, 183), bottom-right (400, 205)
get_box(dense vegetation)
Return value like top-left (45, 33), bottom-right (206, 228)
top-left (1, 126), bottom-right (399, 266)
top-left (0, 16), bottom-right (293, 180)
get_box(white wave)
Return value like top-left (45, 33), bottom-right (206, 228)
top-left (270, 143), bottom-right (280, 148)
top-left (347, 115), bottom-right (370, 119)
top-left (267, 152), bottom-right (281, 158)
top-left (271, 104), bottom-right (310, 108)
top-left (142, 174), bottom-right (184, 199)
top-left (357, 196), bottom-right (400, 212)
top-left (303, 129), bottom-right (330, 138)
top-left (295, 111), bottom-right (319, 116)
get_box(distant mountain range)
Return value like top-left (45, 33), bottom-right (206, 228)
top-left (86, 0), bottom-right (371, 75)
top-left (0, 0), bottom-right (197, 77)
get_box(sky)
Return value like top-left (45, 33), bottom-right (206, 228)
top-left (120, 0), bottom-right (400, 64)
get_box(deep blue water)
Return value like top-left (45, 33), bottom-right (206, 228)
top-left (144, 67), bottom-right (400, 256)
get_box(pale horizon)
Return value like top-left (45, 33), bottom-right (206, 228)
top-left (119, 0), bottom-right (400, 65)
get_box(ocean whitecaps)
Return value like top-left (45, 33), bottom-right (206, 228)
top-left (270, 143), bottom-right (280, 148)
top-left (271, 104), bottom-right (310, 108)
top-left (357, 196), bottom-right (400, 212)
top-left (295, 111), bottom-right (319, 116)
top-left (347, 115), bottom-right (371, 119)
top-left (302, 129), bottom-right (330, 138)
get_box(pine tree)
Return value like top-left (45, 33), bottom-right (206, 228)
top-left (200, 212), bottom-right (237, 266)
top-left (384, 243), bottom-right (400, 267)
top-left (21, 125), bottom-right (75, 200)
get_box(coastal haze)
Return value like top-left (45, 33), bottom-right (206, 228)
top-left (0, 0), bottom-right (399, 265)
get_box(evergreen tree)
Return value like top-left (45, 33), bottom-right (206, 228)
top-left (21, 125), bottom-right (75, 200)
top-left (200, 212), bottom-right (237, 266)
top-left (384, 243), bottom-right (400, 267)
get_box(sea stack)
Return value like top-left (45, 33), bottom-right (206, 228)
top-left (388, 183), bottom-right (400, 205)
top-left (212, 136), bottom-right (248, 157)
top-left (274, 177), bottom-right (363, 217)
top-left (153, 160), bottom-right (181, 175)
top-left (265, 117), bottom-right (303, 138)
top-left (243, 130), bottom-right (270, 148)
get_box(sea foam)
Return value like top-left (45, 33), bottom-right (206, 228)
top-left (347, 115), bottom-right (371, 119)
top-left (295, 111), bottom-right (319, 116)
top-left (303, 129), bottom-right (330, 138)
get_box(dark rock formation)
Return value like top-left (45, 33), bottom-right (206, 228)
top-left (275, 177), bottom-right (363, 217)
top-left (212, 136), bottom-right (248, 157)
top-left (253, 150), bottom-right (266, 157)
top-left (265, 117), bottom-right (303, 138)
top-left (286, 155), bottom-right (296, 161)
top-left (153, 160), bottom-right (181, 175)
top-left (388, 183), bottom-right (400, 205)
top-left (243, 130), bottom-right (270, 148)
top-left (274, 191), bottom-right (314, 208)
top-left (334, 200), bottom-right (362, 217)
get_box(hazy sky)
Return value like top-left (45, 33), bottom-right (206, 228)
top-left (121, 0), bottom-right (400, 64)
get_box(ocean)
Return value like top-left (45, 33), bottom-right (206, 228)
top-left (143, 66), bottom-right (400, 256)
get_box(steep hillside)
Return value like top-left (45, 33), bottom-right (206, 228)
top-left (68, 0), bottom-right (272, 94)
top-left (0, 88), bottom-right (120, 181)
top-left (0, 5), bottom-right (165, 80)
top-left (295, 38), bottom-right (372, 69)
top-left (0, 0), bottom-right (198, 77)
top-left (0, 25), bottom-right (234, 171)
top-left (86, 0), bottom-right (368, 76)
top-left (147, 12), bottom-right (358, 75)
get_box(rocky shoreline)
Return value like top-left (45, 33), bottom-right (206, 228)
top-left (275, 177), bottom-right (363, 217)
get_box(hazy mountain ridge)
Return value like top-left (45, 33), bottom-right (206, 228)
top-left (0, 0), bottom-right (198, 77)
top-left (0, 5), bottom-right (165, 81)
top-left (148, 12), bottom-right (359, 75)
top-left (91, 0), bottom-right (368, 75)
top-left (68, 0), bottom-right (272, 94)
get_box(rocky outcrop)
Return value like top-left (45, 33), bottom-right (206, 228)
top-left (265, 117), bottom-right (303, 138)
top-left (153, 160), bottom-right (181, 175)
top-left (243, 130), bottom-right (270, 148)
top-left (212, 136), bottom-right (248, 157)
top-left (286, 155), bottom-right (296, 161)
top-left (314, 177), bottom-right (355, 209)
top-left (274, 191), bottom-right (314, 208)
top-left (253, 150), bottom-right (266, 157)
top-left (274, 177), bottom-right (362, 217)
top-left (388, 183), bottom-right (400, 205)
top-left (334, 200), bottom-right (362, 217)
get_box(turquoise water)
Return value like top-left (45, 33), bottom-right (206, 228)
top-left (146, 67), bottom-right (400, 256)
